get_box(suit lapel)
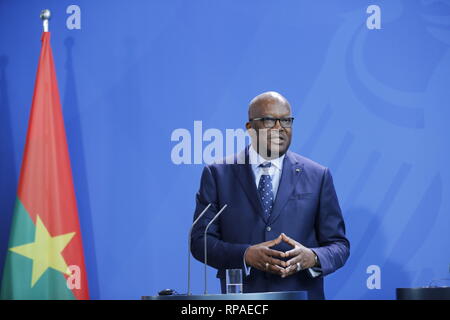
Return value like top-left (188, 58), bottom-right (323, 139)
top-left (232, 147), bottom-right (268, 224)
top-left (268, 151), bottom-right (303, 225)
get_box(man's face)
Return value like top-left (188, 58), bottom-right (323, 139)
top-left (246, 100), bottom-right (293, 159)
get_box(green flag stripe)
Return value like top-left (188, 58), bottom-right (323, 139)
top-left (0, 198), bottom-right (75, 300)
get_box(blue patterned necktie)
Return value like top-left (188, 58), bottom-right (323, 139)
top-left (258, 162), bottom-right (274, 218)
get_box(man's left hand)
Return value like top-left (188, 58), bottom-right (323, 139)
top-left (280, 233), bottom-right (317, 278)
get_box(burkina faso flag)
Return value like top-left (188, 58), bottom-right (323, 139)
top-left (0, 31), bottom-right (89, 300)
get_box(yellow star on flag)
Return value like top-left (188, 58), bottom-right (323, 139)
top-left (9, 215), bottom-right (76, 287)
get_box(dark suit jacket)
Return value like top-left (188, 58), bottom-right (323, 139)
top-left (190, 146), bottom-right (350, 299)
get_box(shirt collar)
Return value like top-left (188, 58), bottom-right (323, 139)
top-left (249, 144), bottom-right (285, 171)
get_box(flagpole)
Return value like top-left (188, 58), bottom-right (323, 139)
top-left (40, 9), bottom-right (51, 32)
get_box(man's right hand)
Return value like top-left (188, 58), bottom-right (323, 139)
top-left (244, 234), bottom-right (287, 276)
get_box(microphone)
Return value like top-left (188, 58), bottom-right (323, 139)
top-left (204, 204), bottom-right (228, 295)
top-left (187, 203), bottom-right (212, 295)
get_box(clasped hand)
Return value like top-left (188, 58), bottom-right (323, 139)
top-left (244, 233), bottom-right (317, 278)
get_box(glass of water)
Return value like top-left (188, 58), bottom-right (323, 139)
top-left (226, 269), bottom-right (243, 294)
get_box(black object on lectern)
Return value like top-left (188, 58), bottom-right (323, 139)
top-left (396, 287), bottom-right (450, 300)
top-left (142, 291), bottom-right (307, 300)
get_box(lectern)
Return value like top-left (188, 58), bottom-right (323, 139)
top-left (396, 287), bottom-right (450, 300)
top-left (142, 291), bottom-right (306, 300)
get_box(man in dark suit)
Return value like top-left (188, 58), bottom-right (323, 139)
top-left (191, 91), bottom-right (349, 299)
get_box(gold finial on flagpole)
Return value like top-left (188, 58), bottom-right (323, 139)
top-left (40, 9), bottom-right (51, 32)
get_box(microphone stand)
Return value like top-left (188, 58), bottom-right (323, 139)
top-left (204, 204), bottom-right (228, 295)
top-left (187, 203), bottom-right (211, 295)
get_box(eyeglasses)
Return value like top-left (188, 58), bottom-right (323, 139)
top-left (249, 117), bottom-right (294, 128)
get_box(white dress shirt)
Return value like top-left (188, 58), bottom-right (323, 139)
top-left (243, 145), bottom-right (285, 276)
top-left (248, 144), bottom-right (285, 200)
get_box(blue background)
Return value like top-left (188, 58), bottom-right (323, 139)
top-left (0, 0), bottom-right (449, 299)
